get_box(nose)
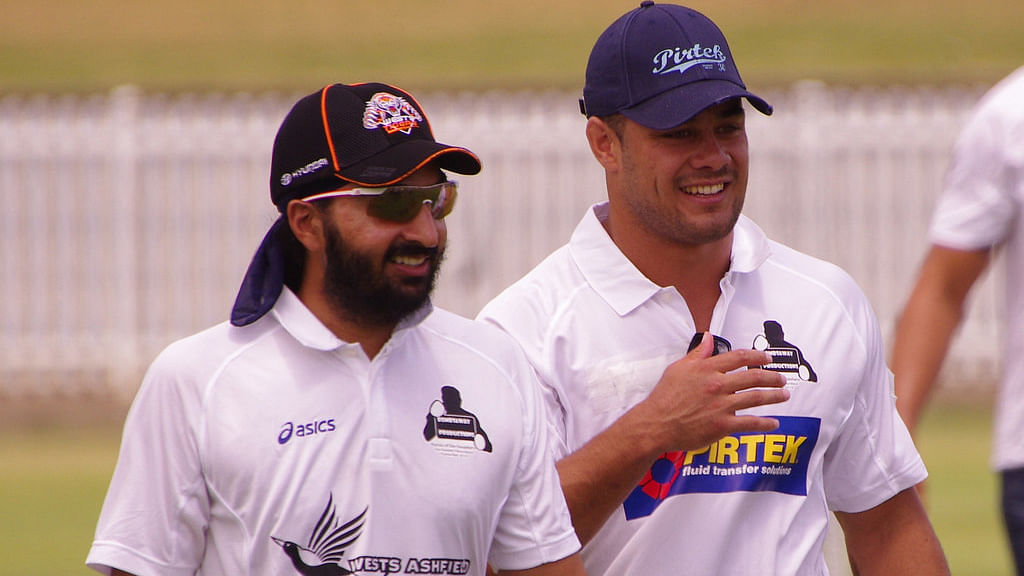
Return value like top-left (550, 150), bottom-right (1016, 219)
top-left (401, 202), bottom-right (443, 246)
top-left (690, 132), bottom-right (730, 170)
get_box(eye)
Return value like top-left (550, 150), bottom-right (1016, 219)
top-left (716, 118), bottom-right (746, 135)
top-left (661, 128), bottom-right (694, 140)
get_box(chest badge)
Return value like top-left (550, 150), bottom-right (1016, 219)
top-left (752, 320), bottom-right (818, 382)
top-left (423, 386), bottom-right (493, 455)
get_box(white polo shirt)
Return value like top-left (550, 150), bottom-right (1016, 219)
top-left (479, 203), bottom-right (926, 576)
top-left (928, 66), bottom-right (1024, 471)
top-left (87, 288), bottom-right (579, 576)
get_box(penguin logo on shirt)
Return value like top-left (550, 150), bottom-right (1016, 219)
top-left (752, 320), bottom-right (817, 382)
top-left (271, 494), bottom-right (366, 575)
top-left (424, 386), bottom-right (493, 453)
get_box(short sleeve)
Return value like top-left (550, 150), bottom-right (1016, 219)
top-left (929, 93), bottom-right (1017, 250)
top-left (487, 362), bottom-right (580, 571)
top-left (822, 304), bottom-right (927, 512)
top-left (86, 346), bottom-right (211, 576)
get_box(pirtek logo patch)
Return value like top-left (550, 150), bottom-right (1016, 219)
top-left (623, 416), bottom-right (821, 520)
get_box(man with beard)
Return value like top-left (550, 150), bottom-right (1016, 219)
top-left (86, 83), bottom-right (584, 576)
top-left (478, 3), bottom-right (948, 575)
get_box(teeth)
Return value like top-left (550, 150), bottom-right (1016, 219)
top-left (392, 254), bottom-right (427, 266)
top-left (684, 184), bottom-right (724, 196)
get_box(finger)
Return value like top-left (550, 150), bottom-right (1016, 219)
top-left (727, 414), bottom-right (783, 434)
top-left (684, 331), bottom-right (714, 360)
top-left (721, 368), bottom-right (788, 393)
top-left (705, 347), bottom-right (774, 372)
top-left (728, 387), bottom-right (791, 412)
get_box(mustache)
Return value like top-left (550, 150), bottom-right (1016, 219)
top-left (386, 242), bottom-right (439, 261)
top-left (680, 166), bottom-right (733, 183)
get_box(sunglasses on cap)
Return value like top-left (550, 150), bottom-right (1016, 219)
top-left (300, 180), bottom-right (458, 223)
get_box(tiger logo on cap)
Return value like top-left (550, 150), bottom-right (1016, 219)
top-left (363, 92), bottom-right (423, 135)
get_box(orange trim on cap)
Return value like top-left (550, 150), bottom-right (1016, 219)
top-left (321, 86), bottom-right (341, 171)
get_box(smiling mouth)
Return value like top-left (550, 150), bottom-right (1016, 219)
top-left (683, 183), bottom-right (725, 196)
top-left (391, 254), bottom-right (430, 267)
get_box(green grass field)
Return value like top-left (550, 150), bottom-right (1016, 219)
top-left (0, 423), bottom-right (121, 576)
top-left (0, 399), bottom-right (1011, 575)
top-left (916, 400), bottom-right (1014, 575)
top-left (2, 0), bottom-right (1023, 93)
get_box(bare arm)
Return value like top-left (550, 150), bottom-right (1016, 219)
top-left (891, 245), bottom-right (990, 433)
top-left (557, 333), bottom-right (790, 544)
top-left (835, 487), bottom-right (950, 575)
top-left (496, 554), bottom-right (586, 576)
top-left (111, 570), bottom-right (136, 576)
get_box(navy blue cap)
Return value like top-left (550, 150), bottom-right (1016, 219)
top-left (230, 83), bottom-right (481, 327)
top-left (580, 1), bottom-right (771, 130)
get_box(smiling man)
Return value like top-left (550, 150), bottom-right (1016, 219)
top-left (86, 83), bottom-right (584, 576)
top-left (478, 3), bottom-right (949, 575)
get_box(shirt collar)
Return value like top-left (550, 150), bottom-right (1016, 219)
top-left (271, 287), bottom-right (345, 350)
top-left (568, 203), bottom-right (772, 316)
top-left (731, 214), bottom-right (772, 273)
top-left (270, 287), bottom-right (433, 352)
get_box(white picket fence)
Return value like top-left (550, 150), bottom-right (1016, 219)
top-left (0, 82), bottom-right (1002, 400)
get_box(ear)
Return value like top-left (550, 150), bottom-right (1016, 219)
top-left (585, 116), bottom-right (622, 172)
top-left (286, 199), bottom-right (325, 253)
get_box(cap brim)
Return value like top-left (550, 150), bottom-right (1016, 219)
top-left (621, 80), bottom-right (772, 131)
top-left (337, 139), bottom-right (482, 187)
top-left (231, 217), bottom-right (286, 327)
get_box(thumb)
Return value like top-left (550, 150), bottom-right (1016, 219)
top-left (686, 331), bottom-right (714, 359)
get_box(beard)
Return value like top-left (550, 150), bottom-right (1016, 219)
top-left (621, 160), bottom-right (744, 247)
top-left (626, 190), bottom-right (743, 246)
top-left (321, 220), bottom-right (443, 328)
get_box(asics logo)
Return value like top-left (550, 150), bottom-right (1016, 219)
top-left (278, 418), bottom-right (336, 445)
